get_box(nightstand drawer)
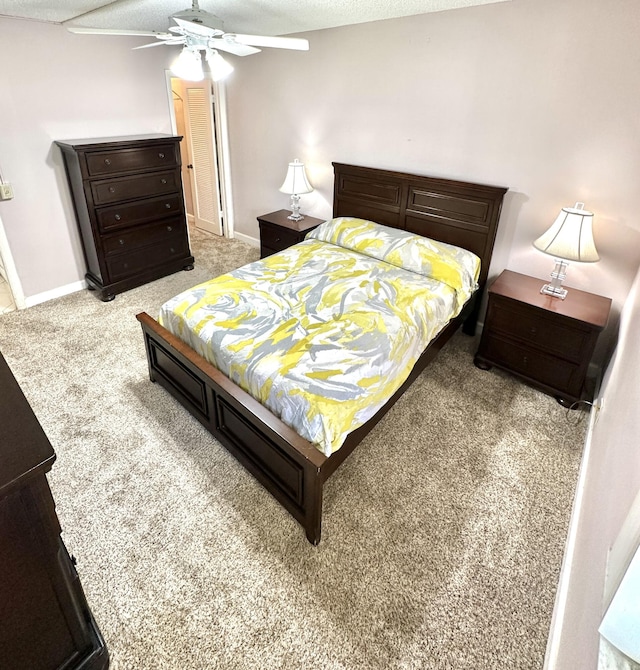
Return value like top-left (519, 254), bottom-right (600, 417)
top-left (260, 222), bottom-right (301, 252)
top-left (482, 334), bottom-right (581, 397)
top-left (86, 144), bottom-right (178, 176)
top-left (488, 297), bottom-right (591, 363)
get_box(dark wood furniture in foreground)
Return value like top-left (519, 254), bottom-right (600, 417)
top-left (137, 162), bottom-right (507, 544)
top-left (474, 270), bottom-right (611, 406)
top-left (0, 353), bottom-right (108, 670)
top-left (56, 134), bottom-right (194, 301)
top-left (258, 209), bottom-right (324, 258)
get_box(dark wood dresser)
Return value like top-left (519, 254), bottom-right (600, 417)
top-left (257, 209), bottom-right (324, 258)
top-left (0, 353), bottom-right (109, 670)
top-left (474, 270), bottom-right (611, 406)
top-left (56, 134), bottom-right (194, 301)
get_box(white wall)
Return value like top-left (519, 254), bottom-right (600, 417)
top-left (0, 18), bottom-right (175, 298)
top-left (547, 263), bottom-right (640, 669)
top-left (225, 0), bottom-right (640, 366)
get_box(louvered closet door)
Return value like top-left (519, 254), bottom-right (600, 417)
top-left (185, 83), bottom-right (223, 236)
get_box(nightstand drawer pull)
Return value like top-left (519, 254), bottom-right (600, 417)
top-left (104, 158), bottom-right (111, 166)
top-left (114, 214), bottom-right (121, 221)
top-left (119, 238), bottom-right (125, 245)
top-left (167, 225), bottom-right (173, 232)
top-left (165, 203), bottom-right (171, 209)
top-left (160, 178), bottom-right (167, 185)
top-left (158, 153), bottom-right (165, 159)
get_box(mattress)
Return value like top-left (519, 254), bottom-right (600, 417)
top-left (158, 218), bottom-right (480, 456)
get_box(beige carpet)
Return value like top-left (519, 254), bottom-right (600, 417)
top-left (0, 228), bottom-right (586, 669)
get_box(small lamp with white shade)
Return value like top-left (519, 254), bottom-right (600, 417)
top-left (533, 202), bottom-right (600, 299)
top-left (279, 159), bottom-right (314, 221)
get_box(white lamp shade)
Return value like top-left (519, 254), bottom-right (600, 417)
top-left (171, 47), bottom-right (204, 81)
top-left (533, 202), bottom-right (599, 262)
top-left (279, 159), bottom-right (313, 195)
top-left (205, 49), bottom-right (234, 82)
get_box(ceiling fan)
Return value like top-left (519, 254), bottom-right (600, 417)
top-left (66, 0), bottom-right (309, 82)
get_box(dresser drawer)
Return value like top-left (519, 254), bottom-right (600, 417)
top-left (86, 144), bottom-right (178, 176)
top-left (260, 222), bottom-right (302, 252)
top-left (96, 194), bottom-right (183, 233)
top-left (105, 236), bottom-right (190, 282)
top-left (91, 170), bottom-right (181, 205)
top-left (102, 218), bottom-right (185, 256)
top-left (487, 297), bottom-right (591, 363)
top-left (482, 333), bottom-right (582, 397)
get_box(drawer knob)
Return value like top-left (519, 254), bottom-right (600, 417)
top-left (167, 226), bottom-right (173, 232)
top-left (119, 239), bottom-right (124, 245)
top-left (523, 356), bottom-right (529, 365)
top-left (104, 158), bottom-right (111, 166)
top-left (170, 247), bottom-right (175, 253)
top-left (114, 214), bottom-right (121, 221)
top-left (161, 178), bottom-right (167, 185)
top-left (275, 237), bottom-right (281, 243)
top-left (165, 203), bottom-right (171, 209)
top-left (159, 152), bottom-right (165, 159)
top-left (109, 186), bottom-right (116, 193)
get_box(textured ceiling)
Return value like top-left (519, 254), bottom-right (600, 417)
top-left (0, 0), bottom-right (510, 36)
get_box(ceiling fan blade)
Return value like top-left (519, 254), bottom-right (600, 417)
top-left (230, 34), bottom-right (309, 51)
top-left (173, 17), bottom-right (223, 38)
top-left (209, 38), bottom-right (261, 57)
top-left (133, 39), bottom-right (184, 49)
top-left (66, 26), bottom-right (172, 38)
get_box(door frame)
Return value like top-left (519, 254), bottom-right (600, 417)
top-left (164, 71), bottom-right (234, 238)
top-left (0, 214), bottom-right (25, 310)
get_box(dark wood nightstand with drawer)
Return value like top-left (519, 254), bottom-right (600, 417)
top-left (257, 209), bottom-right (324, 258)
top-left (474, 270), bottom-right (612, 406)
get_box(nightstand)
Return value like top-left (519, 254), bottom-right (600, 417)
top-left (474, 270), bottom-right (612, 406)
top-left (257, 209), bottom-right (324, 258)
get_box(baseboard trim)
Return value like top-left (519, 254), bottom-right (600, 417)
top-left (25, 280), bottom-right (85, 308)
top-left (233, 231), bottom-right (259, 248)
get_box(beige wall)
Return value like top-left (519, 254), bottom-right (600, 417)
top-left (0, 18), bottom-right (175, 299)
top-left (547, 264), bottom-right (640, 669)
top-left (225, 0), bottom-right (640, 366)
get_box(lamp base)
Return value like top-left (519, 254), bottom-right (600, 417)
top-left (540, 283), bottom-right (568, 300)
top-left (287, 194), bottom-right (304, 221)
top-left (540, 258), bottom-right (569, 300)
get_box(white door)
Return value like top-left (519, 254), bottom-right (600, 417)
top-left (184, 82), bottom-right (223, 236)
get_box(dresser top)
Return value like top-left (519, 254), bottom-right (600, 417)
top-left (490, 270), bottom-right (612, 329)
top-left (55, 133), bottom-right (182, 151)
top-left (0, 353), bottom-right (55, 498)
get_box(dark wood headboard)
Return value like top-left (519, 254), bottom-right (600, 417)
top-left (332, 162), bottom-right (507, 288)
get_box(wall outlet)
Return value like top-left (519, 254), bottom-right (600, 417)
top-left (0, 183), bottom-right (14, 200)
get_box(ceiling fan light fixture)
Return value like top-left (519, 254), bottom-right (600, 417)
top-left (171, 45), bottom-right (204, 81)
top-left (206, 49), bottom-right (234, 82)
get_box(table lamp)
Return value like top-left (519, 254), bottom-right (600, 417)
top-left (279, 159), bottom-right (313, 221)
top-left (533, 202), bottom-right (599, 299)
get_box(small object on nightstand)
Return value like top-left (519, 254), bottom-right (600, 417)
top-left (533, 202), bottom-right (599, 300)
top-left (257, 209), bottom-right (324, 258)
top-left (279, 159), bottom-right (314, 221)
top-left (474, 269), bottom-right (611, 407)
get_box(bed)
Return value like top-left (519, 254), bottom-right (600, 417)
top-left (136, 163), bottom-right (507, 544)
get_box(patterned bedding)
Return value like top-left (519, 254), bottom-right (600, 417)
top-left (158, 218), bottom-right (481, 456)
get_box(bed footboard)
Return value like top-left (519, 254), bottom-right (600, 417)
top-left (136, 312), bottom-right (327, 544)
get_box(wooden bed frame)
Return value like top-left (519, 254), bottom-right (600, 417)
top-left (136, 163), bottom-right (507, 544)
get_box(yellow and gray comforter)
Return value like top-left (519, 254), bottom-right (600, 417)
top-left (158, 218), bottom-right (481, 456)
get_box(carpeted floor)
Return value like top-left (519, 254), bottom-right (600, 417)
top-left (0, 228), bottom-right (586, 669)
